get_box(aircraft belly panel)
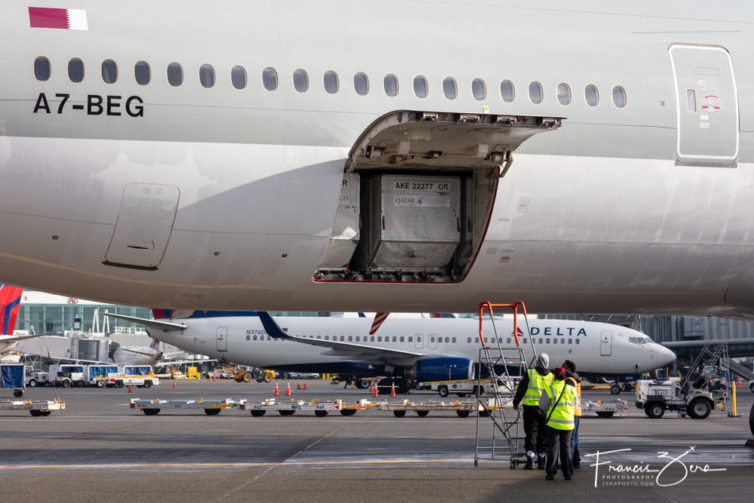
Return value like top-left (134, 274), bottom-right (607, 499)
top-left (105, 183), bottom-right (179, 269)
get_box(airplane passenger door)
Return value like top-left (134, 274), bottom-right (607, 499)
top-left (216, 327), bottom-right (228, 352)
top-left (600, 331), bottom-right (612, 357)
top-left (669, 44), bottom-right (739, 166)
top-left (105, 183), bottom-right (180, 269)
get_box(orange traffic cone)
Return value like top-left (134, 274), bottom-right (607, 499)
top-left (286, 380), bottom-right (292, 396)
top-left (274, 380), bottom-right (279, 396)
top-left (369, 380), bottom-right (374, 393)
top-left (303, 382), bottom-right (307, 390)
top-left (373, 381), bottom-right (379, 398)
top-left (738, 378), bottom-right (742, 389)
top-left (172, 381), bottom-right (177, 390)
top-left (297, 380), bottom-right (301, 390)
top-left (127, 384), bottom-right (132, 393)
top-left (390, 380), bottom-right (396, 398)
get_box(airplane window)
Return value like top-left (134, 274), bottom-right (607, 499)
top-left (383, 74), bottom-right (399, 97)
top-left (231, 65), bottom-right (247, 90)
top-left (467, 337), bottom-right (471, 343)
top-left (686, 89), bottom-right (697, 112)
top-left (442, 77), bottom-right (457, 100)
top-left (417, 336), bottom-right (422, 342)
top-left (568, 339), bottom-right (572, 344)
top-left (557, 83), bottom-right (571, 105)
top-left (200, 64), bottom-right (215, 88)
top-left (356, 336), bottom-right (360, 342)
top-left (354, 72), bottom-right (369, 95)
top-left (68, 58), bottom-right (84, 83)
top-left (472, 78), bottom-right (486, 101)
top-left (392, 336), bottom-right (397, 342)
top-left (413, 75), bottom-right (428, 98)
top-left (34, 57), bottom-right (50, 81)
top-left (378, 336), bottom-right (382, 342)
top-left (546, 338), bottom-right (551, 344)
top-left (262, 67), bottom-right (278, 91)
top-left (538, 338), bottom-right (543, 344)
top-left (370, 336), bottom-right (374, 342)
top-left (562, 338), bottom-right (566, 344)
top-left (341, 336), bottom-right (345, 341)
top-left (101, 59), bottom-right (117, 84)
top-left (324, 70), bottom-right (339, 94)
top-left (500, 80), bottom-right (515, 102)
top-left (293, 69), bottom-right (309, 92)
top-left (253, 335), bottom-right (257, 340)
top-left (443, 337), bottom-right (449, 343)
top-left (585, 84), bottom-right (599, 107)
top-left (348, 336), bottom-right (353, 341)
top-left (408, 336), bottom-right (413, 342)
top-left (528, 81), bottom-right (543, 104)
top-left (267, 336), bottom-right (271, 341)
top-left (134, 61), bottom-right (150, 85)
top-left (400, 336), bottom-right (405, 342)
top-left (612, 85), bottom-right (627, 108)
top-left (317, 335), bottom-right (321, 339)
top-left (430, 336), bottom-right (435, 342)
top-left (491, 338), bottom-right (496, 343)
top-left (475, 337), bottom-right (479, 343)
top-left (507, 338), bottom-right (511, 344)
top-left (575, 339), bottom-right (580, 344)
top-left (167, 62), bottom-right (183, 87)
top-left (452, 337), bottom-right (456, 343)
top-left (246, 334), bottom-right (250, 341)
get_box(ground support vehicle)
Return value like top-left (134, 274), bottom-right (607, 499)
top-left (635, 379), bottom-right (716, 419)
top-left (1, 364), bottom-right (25, 397)
top-left (242, 398), bottom-right (349, 417)
top-left (423, 379), bottom-right (489, 398)
top-left (26, 370), bottom-right (52, 388)
top-left (0, 398), bottom-right (65, 417)
top-left (106, 375), bottom-right (159, 388)
top-left (48, 364), bottom-right (86, 388)
top-left (130, 397), bottom-right (243, 416)
top-left (582, 399), bottom-right (629, 418)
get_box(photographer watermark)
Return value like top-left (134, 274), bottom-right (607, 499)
top-left (584, 446), bottom-right (727, 488)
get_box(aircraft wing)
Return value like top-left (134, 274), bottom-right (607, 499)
top-left (258, 312), bottom-right (426, 364)
top-left (0, 333), bottom-right (46, 344)
top-left (104, 313), bottom-right (187, 331)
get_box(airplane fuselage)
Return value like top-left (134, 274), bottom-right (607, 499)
top-left (1, 1), bottom-right (754, 315)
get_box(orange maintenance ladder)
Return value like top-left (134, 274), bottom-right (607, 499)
top-left (474, 301), bottom-right (539, 469)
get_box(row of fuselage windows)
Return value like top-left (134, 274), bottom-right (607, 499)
top-left (246, 333), bottom-right (580, 345)
top-left (33, 56), bottom-right (628, 108)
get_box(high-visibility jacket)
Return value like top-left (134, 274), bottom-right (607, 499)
top-left (566, 376), bottom-right (582, 416)
top-left (543, 380), bottom-right (577, 430)
top-left (523, 368), bottom-right (553, 406)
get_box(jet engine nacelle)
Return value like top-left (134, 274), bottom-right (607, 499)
top-left (413, 357), bottom-right (474, 382)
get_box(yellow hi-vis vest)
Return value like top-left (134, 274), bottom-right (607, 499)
top-left (523, 368), bottom-right (553, 406)
top-left (544, 380), bottom-right (577, 430)
top-left (566, 376), bottom-right (582, 416)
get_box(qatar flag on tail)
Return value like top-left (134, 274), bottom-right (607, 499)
top-left (28, 7), bottom-right (88, 30)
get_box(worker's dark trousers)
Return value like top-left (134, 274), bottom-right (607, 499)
top-left (546, 426), bottom-right (574, 479)
top-left (570, 416), bottom-right (581, 466)
top-left (523, 405), bottom-right (547, 454)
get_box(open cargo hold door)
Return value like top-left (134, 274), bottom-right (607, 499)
top-left (315, 111), bottom-right (561, 283)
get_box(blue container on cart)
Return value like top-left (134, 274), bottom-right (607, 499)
top-left (1, 364), bottom-right (25, 389)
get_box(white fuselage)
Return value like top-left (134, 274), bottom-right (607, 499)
top-left (148, 316), bottom-right (675, 376)
top-left (1, 1), bottom-right (753, 315)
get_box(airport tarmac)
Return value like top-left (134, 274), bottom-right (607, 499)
top-left (0, 379), bottom-right (752, 502)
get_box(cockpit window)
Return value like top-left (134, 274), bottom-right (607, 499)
top-left (629, 336), bottom-right (652, 345)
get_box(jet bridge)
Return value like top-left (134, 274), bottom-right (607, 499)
top-left (316, 111), bottom-right (561, 283)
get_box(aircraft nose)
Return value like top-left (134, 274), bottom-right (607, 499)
top-left (655, 344), bottom-right (676, 367)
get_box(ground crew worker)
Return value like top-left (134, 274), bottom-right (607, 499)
top-left (563, 359), bottom-right (581, 468)
top-left (513, 353), bottom-right (552, 469)
top-left (539, 366), bottom-right (577, 480)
